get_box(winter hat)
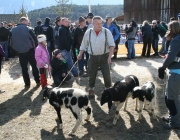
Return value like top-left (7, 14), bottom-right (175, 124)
top-left (79, 16), bottom-right (85, 23)
top-left (87, 13), bottom-right (94, 18)
top-left (53, 49), bottom-right (61, 57)
top-left (105, 15), bottom-right (112, 20)
top-left (55, 16), bottom-right (61, 23)
top-left (37, 34), bottom-right (46, 43)
top-left (45, 17), bottom-right (50, 23)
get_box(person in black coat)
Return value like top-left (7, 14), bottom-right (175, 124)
top-left (51, 49), bottom-right (71, 87)
top-left (141, 20), bottom-right (153, 57)
top-left (40, 17), bottom-right (54, 59)
top-left (152, 20), bottom-right (159, 56)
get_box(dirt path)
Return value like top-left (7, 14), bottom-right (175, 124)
top-left (0, 57), bottom-right (180, 140)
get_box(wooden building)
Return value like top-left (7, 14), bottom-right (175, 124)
top-left (124, 0), bottom-right (180, 23)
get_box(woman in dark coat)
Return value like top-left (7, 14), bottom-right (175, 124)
top-left (141, 20), bottom-right (153, 57)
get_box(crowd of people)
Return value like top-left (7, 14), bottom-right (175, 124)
top-left (0, 12), bottom-right (180, 130)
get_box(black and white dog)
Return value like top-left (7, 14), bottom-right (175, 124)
top-left (41, 86), bottom-right (91, 135)
top-left (132, 81), bottom-right (156, 120)
top-left (100, 75), bottom-right (139, 125)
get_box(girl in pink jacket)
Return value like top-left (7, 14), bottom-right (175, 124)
top-left (35, 35), bottom-right (50, 88)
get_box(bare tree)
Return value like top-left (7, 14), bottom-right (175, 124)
top-left (53, 0), bottom-right (73, 17)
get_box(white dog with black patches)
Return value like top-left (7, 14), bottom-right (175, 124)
top-left (100, 75), bottom-right (139, 125)
top-left (132, 81), bottom-right (156, 121)
top-left (41, 86), bottom-right (91, 135)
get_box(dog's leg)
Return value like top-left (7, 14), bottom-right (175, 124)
top-left (54, 107), bottom-right (63, 129)
top-left (135, 98), bottom-right (138, 111)
top-left (143, 99), bottom-right (147, 110)
top-left (138, 101), bottom-right (143, 121)
top-left (113, 102), bottom-right (124, 125)
top-left (124, 98), bottom-right (128, 111)
top-left (151, 98), bottom-right (156, 119)
top-left (84, 106), bottom-right (91, 121)
top-left (69, 107), bottom-right (82, 135)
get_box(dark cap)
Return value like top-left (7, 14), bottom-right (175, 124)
top-left (55, 16), bottom-right (61, 23)
top-left (53, 49), bottom-right (61, 57)
top-left (87, 13), bottom-right (94, 18)
top-left (37, 19), bottom-right (42, 23)
top-left (79, 16), bottom-right (85, 23)
top-left (45, 17), bottom-right (50, 22)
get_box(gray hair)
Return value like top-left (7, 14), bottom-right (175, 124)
top-left (152, 20), bottom-right (157, 24)
top-left (61, 17), bottom-right (68, 22)
top-left (92, 16), bottom-right (103, 23)
top-left (19, 17), bottom-right (28, 23)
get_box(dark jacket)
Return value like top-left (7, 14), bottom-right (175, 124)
top-left (34, 25), bottom-right (41, 36)
top-left (40, 23), bottom-right (54, 42)
top-left (152, 26), bottom-right (159, 40)
top-left (163, 34), bottom-right (180, 69)
top-left (158, 24), bottom-right (167, 38)
top-left (10, 24), bottom-right (38, 53)
top-left (73, 26), bottom-right (87, 49)
top-left (0, 45), bottom-right (5, 57)
top-left (54, 24), bottom-right (60, 45)
top-left (51, 57), bottom-right (68, 76)
top-left (0, 27), bottom-right (10, 41)
top-left (141, 24), bottom-right (153, 36)
top-left (58, 25), bottom-right (72, 51)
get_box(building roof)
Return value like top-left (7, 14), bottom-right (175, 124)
top-left (0, 14), bottom-right (19, 24)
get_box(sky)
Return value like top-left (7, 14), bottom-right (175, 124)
top-left (0, 0), bottom-right (124, 14)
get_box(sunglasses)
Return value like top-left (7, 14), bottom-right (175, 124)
top-left (152, 23), bottom-right (156, 24)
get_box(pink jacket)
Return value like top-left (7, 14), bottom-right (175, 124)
top-left (35, 44), bottom-right (50, 68)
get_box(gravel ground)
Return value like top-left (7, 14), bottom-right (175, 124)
top-left (0, 56), bottom-right (180, 140)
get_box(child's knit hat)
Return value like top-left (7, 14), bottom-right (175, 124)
top-left (37, 34), bottom-right (46, 43)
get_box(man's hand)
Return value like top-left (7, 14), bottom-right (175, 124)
top-left (77, 54), bottom-right (82, 60)
top-left (108, 56), bottom-right (111, 64)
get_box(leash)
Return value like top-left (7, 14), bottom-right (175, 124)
top-left (58, 60), bottom-right (80, 88)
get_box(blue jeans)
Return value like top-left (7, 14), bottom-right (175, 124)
top-left (78, 51), bottom-right (89, 71)
top-left (53, 74), bottom-right (71, 86)
top-left (127, 40), bottom-right (135, 59)
top-left (160, 36), bottom-right (166, 53)
top-left (152, 39), bottom-right (159, 55)
top-left (61, 50), bottom-right (78, 76)
top-left (47, 41), bottom-right (52, 59)
top-left (0, 41), bottom-right (8, 60)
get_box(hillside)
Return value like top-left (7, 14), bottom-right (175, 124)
top-left (28, 4), bottom-right (123, 26)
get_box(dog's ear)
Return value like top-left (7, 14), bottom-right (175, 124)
top-left (42, 86), bottom-right (53, 101)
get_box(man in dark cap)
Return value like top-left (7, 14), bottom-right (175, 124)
top-left (40, 17), bottom-right (54, 58)
top-left (73, 16), bottom-right (89, 76)
top-left (54, 16), bottom-right (61, 49)
top-left (34, 19), bottom-right (42, 36)
top-left (86, 13), bottom-right (94, 29)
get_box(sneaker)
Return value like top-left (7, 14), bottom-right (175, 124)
top-left (82, 73), bottom-right (89, 77)
top-left (0, 90), bottom-right (5, 93)
top-left (88, 89), bottom-right (95, 98)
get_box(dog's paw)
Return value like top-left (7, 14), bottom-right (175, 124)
top-left (59, 124), bottom-right (63, 129)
